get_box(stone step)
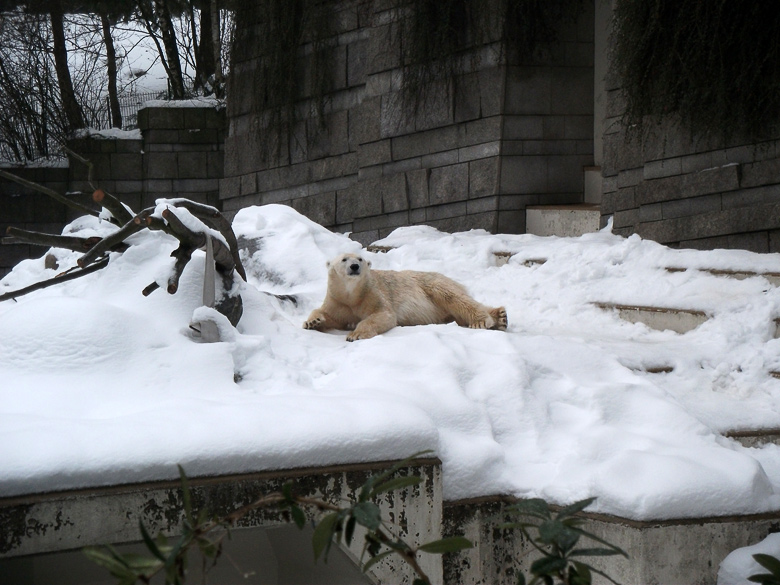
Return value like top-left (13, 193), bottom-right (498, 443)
top-left (526, 204), bottom-right (601, 238)
top-left (667, 267), bottom-right (780, 286)
top-left (725, 428), bottom-right (780, 448)
top-left (595, 303), bottom-right (709, 334)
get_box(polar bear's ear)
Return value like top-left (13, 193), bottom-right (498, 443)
top-left (366, 259), bottom-right (372, 268)
top-left (326, 260), bottom-right (331, 268)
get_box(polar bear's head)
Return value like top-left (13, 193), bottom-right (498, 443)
top-left (328, 252), bottom-right (371, 279)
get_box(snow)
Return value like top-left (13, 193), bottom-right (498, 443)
top-left (2, 204), bottom-right (780, 522)
top-left (718, 533), bottom-right (780, 585)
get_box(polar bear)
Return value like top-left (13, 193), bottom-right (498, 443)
top-left (303, 252), bottom-right (508, 341)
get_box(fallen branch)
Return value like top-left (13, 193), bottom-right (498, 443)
top-left (77, 218), bottom-right (145, 268)
top-left (0, 257), bottom-right (109, 302)
top-left (0, 168), bottom-right (98, 218)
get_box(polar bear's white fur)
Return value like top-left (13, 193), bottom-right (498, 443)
top-left (303, 252), bottom-right (508, 341)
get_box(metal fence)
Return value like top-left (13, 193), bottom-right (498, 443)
top-left (91, 90), bottom-right (171, 130)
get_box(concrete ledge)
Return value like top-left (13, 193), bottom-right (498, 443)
top-left (443, 496), bottom-right (780, 585)
top-left (595, 303), bottom-right (709, 334)
top-left (0, 459), bottom-right (443, 584)
top-left (667, 267), bottom-right (780, 286)
top-left (725, 428), bottom-right (780, 448)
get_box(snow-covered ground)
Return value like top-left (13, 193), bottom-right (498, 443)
top-left (2, 204), bottom-right (780, 526)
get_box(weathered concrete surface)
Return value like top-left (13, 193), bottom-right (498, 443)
top-left (0, 458), bottom-right (443, 585)
top-left (443, 497), bottom-right (780, 585)
top-left (526, 204), bottom-right (601, 237)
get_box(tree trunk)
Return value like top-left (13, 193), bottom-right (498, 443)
top-left (100, 12), bottom-right (122, 128)
top-left (49, 0), bottom-right (85, 130)
top-left (152, 0), bottom-right (186, 99)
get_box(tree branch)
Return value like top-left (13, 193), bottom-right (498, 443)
top-left (77, 218), bottom-right (145, 268)
top-left (3, 227), bottom-right (128, 254)
top-left (92, 189), bottom-right (135, 225)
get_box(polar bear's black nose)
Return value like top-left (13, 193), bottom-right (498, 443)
top-left (350, 263), bottom-right (360, 273)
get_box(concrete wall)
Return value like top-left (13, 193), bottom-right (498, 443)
top-left (1, 105), bottom-right (225, 278)
top-left (221, 0), bottom-right (595, 245)
top-left (602, 76), bottom-right (780, 252)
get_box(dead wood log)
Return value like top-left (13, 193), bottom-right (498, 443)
top-left (77, 217), bottom-right (146, 268)
top-left (0, 168), bottom-right (98, 218)
top-left (0, 258), bottom-right (109, 303)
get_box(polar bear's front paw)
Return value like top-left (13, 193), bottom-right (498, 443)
top-left (491, 307), bottom-right (508, 331)
top-left (346, 328), bottom-right (377, 342)
top-left (303, 315), bottom-right (325, 330)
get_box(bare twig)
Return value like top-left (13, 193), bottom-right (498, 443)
top-left (0, 257), bottom-right (109, 303)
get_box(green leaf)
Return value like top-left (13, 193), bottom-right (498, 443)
top-left (290, 504), bottom-right (306, 530)
top-left (755, 554), bottom-right (780, 577)
top-left (177, 464), bottom-right (193, 526)
top-left (747, 576), bottom-right (778, 584)
top-left (570, 561), bottom-right (593, 585)
top-left (538, 520), bottom-right (564, 544)
top-left (139, 519), bottom-right (165, 561)
top-left (352, 502), bottom-right (382, 530)
top-left (418, 536), bottom-right (474, 554)
top-left (557, 527), bottom-right (581, 553)
top-left (556, 497), bottom-right (597, 520)
top-left (569, 526), bottom-right (629, 558)
top-left (530, 555), bottom-right (568, 576)
top-left (412, 579), bottom-right (429, 585)
top-left (83, 547), bottom-right (133, 577)
top-left (362, 550), bottom-right (394, 573)
top-left (282, 481), bottom-right (294, 503)
top-left (312, 512), bottom-right (339, 561)
top-left (370, 476), bottom-right (423, 498)
top-left (516, 572), bottom-right (527, 585)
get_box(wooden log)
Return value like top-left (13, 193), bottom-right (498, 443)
top-left (3, 227), bottom-right (128, 254)
top-left (93, 189), bottom-right (134, 225)
top-left (77, 219), bottom-right (145, 268)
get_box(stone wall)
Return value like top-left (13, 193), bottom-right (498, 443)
top-left (1, 104), bottom-right (225, 279)
top-left (602, 77), bottom-right (780, 252)
top-left (222, 0), bottom-right (595, 245)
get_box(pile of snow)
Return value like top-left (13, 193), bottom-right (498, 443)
top-left (2, 204), bottom-right (780, 522)
top-left (719, 533), bottom-right (780, 585)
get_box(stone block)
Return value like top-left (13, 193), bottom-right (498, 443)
top-left (240, 173), bottom-right (257, 196)
top-left (406, 168), bottom-right (429, 209)
top-left (144, 153), bottom-right (178, 179)
top-left (459, 142), bottom-right (500, 163)
top-left (565, 115), bottom-right (593, 140)
top-left (219, 176), bottom-right (241, 200)
top-left (505, 67), bottom-right (552, 115)
top-left (741, 158), bottom-right (780, 189)
top-left (426, 201), bottom-right (467, 221)
top-left (498, 209), bottom-right (524, 233)
top-left (543, 116), bottom-right (566, 139)
top-left (503, 116), bottom-right (544, 140)
top-left (638, 203), bottom-right (662, 223)
top-left (644, 158), bottom-right (682, 180)
top-left (380, 92), bottom-right (415, 139)
top-left (469, 157), bottom-right (499, 199)
top-left (177, 152), bottom-right (209, 179)
top-left (681, 152), bottom-right (714, 174)
top-left (422, 151), bottom-right (458, 168)
top-left (548, 155), bottom-right (588, 193)
top-left (723, 185), bottom-right (780, 209)
top-left (459, 117), bottom-right (502, 147)
top-left (429, 163), bottom-right (468, 205)
top-left (336, 181), bottom-right (381, 222)
top-left (478, 67), bottom-right (504, 118)
top-left (140, 107), bottom-right (185, 130)
top-left (177, 128), bottom-right (221, 145)
top-left (662, 194), bottom-right (721, 219)
top-left (414, 82), bottom-right (453, 131)
top-left (359, 140), bottom-right (392, 167)
top-left (347, 39), bottom-right (368, 87)
top-left (637, 164), bottom-right (740, 205)
top-left (466, 196), bottom-right (498, 214)
top-left (500, 156), bottom-right (548, 194)
top-left (367, 22), bottom-right (400, 73)
top-left (380, 173), bottom-right (408, 213)
top-left (292, 191), bottom-right (337, 226)
top-left (550, 67), bottom-right (593, 115)
top-left (454, 73), bottom-right (481, 123)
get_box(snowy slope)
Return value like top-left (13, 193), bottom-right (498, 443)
top-left (2, 204), bottom-right (780, 521)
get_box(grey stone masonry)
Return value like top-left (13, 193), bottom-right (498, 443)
top-left (602, 76), bottom-right (780, 252)
top-left (1, 104), bottom-right (226, 277)
top-left (222, 0), bottom-right (596, 243)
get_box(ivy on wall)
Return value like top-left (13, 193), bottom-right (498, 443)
top-left (611, 0), bottom-right (780, 142)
